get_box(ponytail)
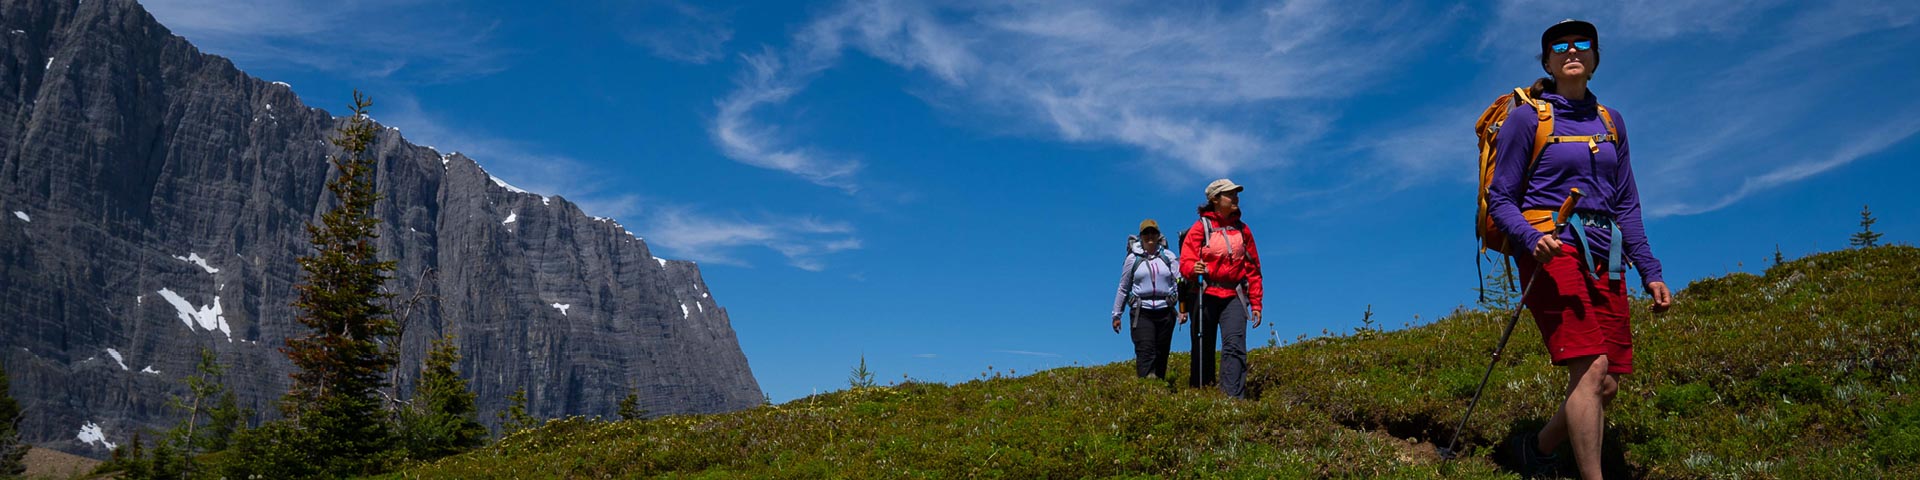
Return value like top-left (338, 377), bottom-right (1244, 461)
top-left (1527, 77), bottom-right (1555, 99)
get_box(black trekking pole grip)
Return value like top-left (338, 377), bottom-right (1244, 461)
top-left (1438, 189), bottom-right (1582, 460)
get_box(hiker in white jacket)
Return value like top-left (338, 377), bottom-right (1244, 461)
top-left (1111, 219), bottom-right (1186, 379)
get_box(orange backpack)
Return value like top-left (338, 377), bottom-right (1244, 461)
top-left (1473, 86), bottom-right (1617, 288)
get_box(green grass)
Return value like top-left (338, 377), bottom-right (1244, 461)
top-left (388, 246), bottom-right (1919, 479)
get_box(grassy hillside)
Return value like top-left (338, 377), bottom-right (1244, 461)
top-left (390, 246), bottom-right (1920, 479)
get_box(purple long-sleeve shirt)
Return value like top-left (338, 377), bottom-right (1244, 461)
top-left (1486, 90), bottom-right (1664, 287)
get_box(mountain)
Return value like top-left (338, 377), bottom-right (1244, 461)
top-left (0, 0), bottom-right (762, 458)
top-left (398, 246), bottom-right (1918, 478)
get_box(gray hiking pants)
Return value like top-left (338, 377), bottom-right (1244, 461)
top-left (1189, 293), bottom-right (1249, 398)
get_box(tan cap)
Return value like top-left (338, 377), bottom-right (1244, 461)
top-left (1205, 178), bottom-right (1245, 199)
top-left (1138, 219), bottom-right (1160, 235)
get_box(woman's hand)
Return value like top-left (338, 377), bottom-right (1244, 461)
top-left (1532, 235), bottom-right (1564, 264)
top-left (1250, 310), bottom-right (1262, 328)
top-left (1177, 312), bottom-right (1188, 325)
top-left (1112, 316), bottom-right (1122, 333)
top-left (1192, 261), bottom-right (1207, 276)
top-left (1648, 282), bottom-right (1673, 313)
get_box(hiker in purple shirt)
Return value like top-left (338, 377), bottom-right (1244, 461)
top-left (1485, 19), bottom-right (1675, 480)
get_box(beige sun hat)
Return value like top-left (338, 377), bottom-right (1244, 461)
top-left (1205, 178), bottom-right (1245, 199)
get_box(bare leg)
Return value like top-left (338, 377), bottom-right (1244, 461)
top-left (1536, 355), bottom-right (1615, 480)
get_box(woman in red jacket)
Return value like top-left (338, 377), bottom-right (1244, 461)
top-left (1180, 179), bottom-right (1264, 398)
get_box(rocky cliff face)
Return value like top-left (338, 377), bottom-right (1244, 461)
top-left (0, 0), bottom-right (763, 457)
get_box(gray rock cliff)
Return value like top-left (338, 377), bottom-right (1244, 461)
top-left (0, 0), bottom-right (763, 457)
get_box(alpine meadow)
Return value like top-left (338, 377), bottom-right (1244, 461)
top-left (4, 0), bottom-right (1918, 479)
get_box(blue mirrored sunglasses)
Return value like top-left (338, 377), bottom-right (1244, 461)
top-left (1550, 40), bottom-right (1594, 54)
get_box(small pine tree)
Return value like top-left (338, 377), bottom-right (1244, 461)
top-left (617, 388), bottom-right (646, 421)
top-left (122, 432), bottom-right (148, 478)
top-left (93, 429), bottom-right (182, 479)
top-left (145, 435), bottom-right (184, 480)
top-left (132, 348), bottom-right (248, 477)
top-left (397, 335), bottom-right (487, 461)
top-left (1774, 244), bottom-right (1785, 266)
top-left (203, 390), bottom-right (248, 453)
top-left (849, 355), bottom-right (876, 389)
top-left (1353, 305), bottom-right (1379, 339)
top-left (497, 387), bottom-right (537, 436)
top-left (0, 361), bottom-right (27, 476)
top-left (280, 91), bottom-right (401, 476)
top-left (217, 420), bottom-right (319, 479)
top-left (1851, 204), bottom-right (1882, 248)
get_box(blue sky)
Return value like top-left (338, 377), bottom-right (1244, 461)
top-left (142, 0), bottom-right (1920, 403)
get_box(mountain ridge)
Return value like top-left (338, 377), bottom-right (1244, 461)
top-left (0, 0), bottom-right (763, 458)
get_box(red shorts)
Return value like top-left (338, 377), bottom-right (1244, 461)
top-left (1516, 243), bottom-right (1634, 375)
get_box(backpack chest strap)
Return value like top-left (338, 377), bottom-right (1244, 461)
top-left (1544, 133), bottom-right (1618, 154)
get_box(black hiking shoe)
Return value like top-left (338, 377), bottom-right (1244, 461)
top-left (1507, 433), bottom-right (1564, 478)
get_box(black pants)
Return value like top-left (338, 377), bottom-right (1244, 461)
top-left (1130, 306), bottom-right (1176, 379)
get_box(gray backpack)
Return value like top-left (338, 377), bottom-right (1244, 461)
top-left (1121, 235), bottom-right (1178, 307)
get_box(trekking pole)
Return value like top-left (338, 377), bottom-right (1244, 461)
top-left (1192, 272), bottom-right (1205, 389)
top-left (1438, 188), bottom-right (1583, 460)
top-left (1168, 278), bottom-right (1184, 390)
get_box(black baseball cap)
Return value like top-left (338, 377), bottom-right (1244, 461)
top-left (1541, 19), bottom-right (1598, 53)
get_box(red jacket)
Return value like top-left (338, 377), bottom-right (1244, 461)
top-left (1179, 210), bottom-right (1264, 312)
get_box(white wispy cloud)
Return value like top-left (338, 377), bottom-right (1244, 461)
top-left (1478, 0), bottom-right (1792, 53)
top-left (712, 0), bottom-right (1455, 190)
top-left (711, 52), bottom-right (865, 192)
top-left (141, 0), bottom-right (505, 82)
top-left (1651, 118), bottom-right (1920, 217)
top-left (1624, 2), bottom-right (1919, 217)
top-left (1360, 1), bottom-right (1920, 218)
top-left (380, 95), bottom-right (864, 271)
top-left (387, 99), bottom-right (866, 270)
top-left (621, 0), bottom-right (735, 64)
top-left (642, 207), bottom-right (862, 271)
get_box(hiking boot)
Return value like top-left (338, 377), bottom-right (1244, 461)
top-left (1507, 433), bottom-right (1564, 478)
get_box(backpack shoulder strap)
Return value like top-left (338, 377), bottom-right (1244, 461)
top-left (1518, 88), bottom-right (1553, 173)
top-left (1596, 104), bottom-right (1618, 139)
top-left (1121, 253), bottom-right (1141, 300)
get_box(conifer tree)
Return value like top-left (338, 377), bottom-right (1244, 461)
top-left (618, 387), bottom-right (645, 421)
top-left (397, 335), bottom-right (487, 461)
top-left (281, 91), bottom-right (400, 475)
top-left (849, 355), bottom-right (876, 389)
top-left (497, 388), bottom-right (537, 436)
top-left (1851, 204), bottom-right (1882, 248)
top-left (140, 349), bottom-right (249, 477)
